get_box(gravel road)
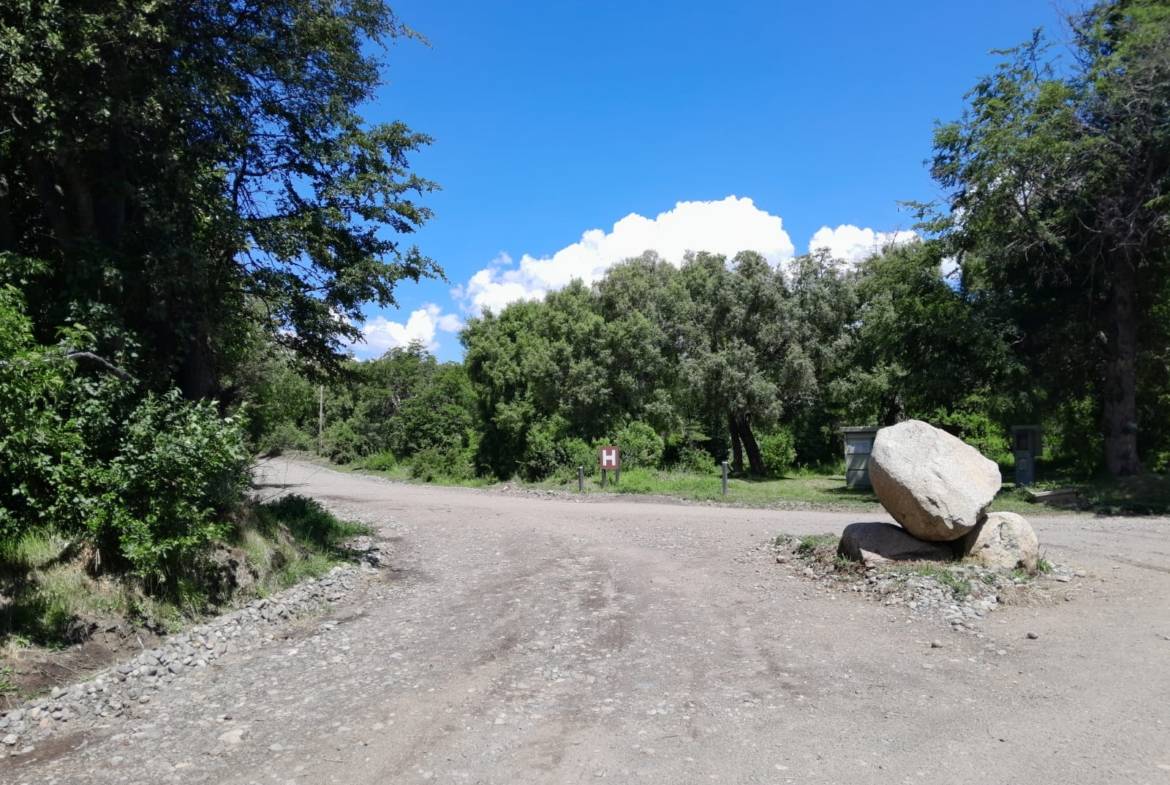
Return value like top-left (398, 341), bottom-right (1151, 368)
top-left (6, 458), bottom-right (1170, 785)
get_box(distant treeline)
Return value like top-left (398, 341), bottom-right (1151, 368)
top-left (258, 238), bottom-right (1169, 483)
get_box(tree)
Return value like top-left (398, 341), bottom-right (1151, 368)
top-left (930, 0), bottom-right (1170, 475)
top-left (0, 0), bottom-right (437, 399)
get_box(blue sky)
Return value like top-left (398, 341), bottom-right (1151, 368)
top-left (355, 0), bottom-right (1069, 361)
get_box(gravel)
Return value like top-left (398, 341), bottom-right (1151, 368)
top-left (0, 564), bottom-right (372, 758)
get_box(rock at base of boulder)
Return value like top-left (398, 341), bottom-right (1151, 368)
top-left (960, 512), bottom-right (1039, 572)
top-left (869, 419), bottom-right (1002, 542)
top-left (837, 522), bottom-right (956, 567)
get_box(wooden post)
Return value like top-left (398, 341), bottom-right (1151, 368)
top-left (721, 460), bottom-right (729, 496)
top-left (601, 469), bottom-right (607, 489)
top-left (318, 384), bottom-right (325, 454)
top-left (578, 465), bottom-right (584, 492)
top-left (615, 465), bottom-right (620, 485)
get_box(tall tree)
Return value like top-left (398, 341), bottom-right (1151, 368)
top-left (930, 0), bottom-right (1170, 475)
top-left (0, 0), bottom-right (437, 398)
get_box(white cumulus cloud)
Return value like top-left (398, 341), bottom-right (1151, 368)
top-left (456, 196), bottom-right (795, 315)
top-left (807, 224), bottom-right (918, 265)
top-left (353, 303), bottom-right (463, 358)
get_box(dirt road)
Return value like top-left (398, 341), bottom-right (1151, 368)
top-left (8, 459), bottom-right (1170, 784)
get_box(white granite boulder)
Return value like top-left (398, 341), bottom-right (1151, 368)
top-left (960, 512), bottom-right (1039, 572)
top-left (869, 420), bottom-right (1002, 542)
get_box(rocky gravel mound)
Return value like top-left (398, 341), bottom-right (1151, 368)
top-left (774, 533), bottom-right (1079, 634)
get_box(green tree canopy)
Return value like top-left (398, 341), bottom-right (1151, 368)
top-left (0, 0), bottom-right (438, 397)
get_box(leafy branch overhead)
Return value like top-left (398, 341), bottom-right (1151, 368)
top-left (0, 0), bottom-right (440, 396)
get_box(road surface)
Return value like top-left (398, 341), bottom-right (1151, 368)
top-left (8, 458), bottom-right (1170, 785)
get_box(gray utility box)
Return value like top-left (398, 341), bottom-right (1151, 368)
top-left (842, 426), bottom-right (879, 489)
top-left (1011, 425), bottom-right (1042, 487)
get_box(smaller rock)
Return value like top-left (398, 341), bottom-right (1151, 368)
top-left (930, 640), bottom-right (945, 649)
top-left (960, 512), bottom-right (1039, 572)
top-left (2, 734), bottom-right (17, 746)
top-left (1026, 631), bottom-right (1040, 640)
top-left (838, 522), bottom-right (956, 566)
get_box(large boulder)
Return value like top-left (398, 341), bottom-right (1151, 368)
top-left (960, 512), bottom-right (1039, 572)
top-left (869, 419), bottom-right (1002, 542)
top-left (837, 522), bottom-right (956, 567)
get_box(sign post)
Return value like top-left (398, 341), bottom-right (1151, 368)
top-left (599, 445), bottom-right (620, 489)
top-left (721, 460), bottom-right (728, 496)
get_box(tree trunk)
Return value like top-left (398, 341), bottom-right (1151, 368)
top-left (736, 413), bottom-right (766, 477)
top-left (1103, 252), bottom-right (1141, 476)
top-left (728, 413), bottom-right (744, 474)
top-left (178, 325), bottom-right (218, 400)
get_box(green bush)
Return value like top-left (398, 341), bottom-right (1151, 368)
top-left (355, 450), bottom-right (397, 472)
top-left (321, 420), bottom-right (362, 464)
top-left (257, 421), bottom-right (311, 456)
top-left (90, 390), bottom-right (251, 579)
top-left (410, 446), bottom-right (475, 482)
top-left (0, 285), bottom-right (90, 539)
top-left (676, 446), bottom-right (714, 474)
top-left (520, 419), bottom-right (561, 481)
top-left (558, 437), bottom-right (596, 475)
top-left (615, 422), bottom-right (664, 469)
top-left (929, 403), bottom-right (1011, 465)
top-left (759, 428), bottom-right (797, 477)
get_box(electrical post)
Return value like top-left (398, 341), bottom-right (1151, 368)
top-left (318, 384), bottom-right (325, 454)
top-left (578, 465), bottom-right (584, 493)
top-left (721, 460), bottom-right (729, 496)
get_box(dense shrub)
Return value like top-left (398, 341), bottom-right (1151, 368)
top-left (0, 286), bottom-right (90, 538)
top-left (257, 421), bottom-right (312, 456)
top-left (355, 450), bottom-right (397, 472)
top-left (558, 437), bottom-right (596, 476)
top-left (676, 446), bottom-right (714, 474)
top-left (759, 428), bottom-right (797, 477)
top-left (321, 420), bottom-right (362, 464)
top-left (410, 446), bottom-right (475, 482)
top-left (929, 402), bottom-right (1011, 466)
top-left (615, 422), bottom-right (663, 469)
top-left (90, 391), bottom-right (250, 578)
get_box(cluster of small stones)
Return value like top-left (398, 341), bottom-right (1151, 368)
top-left (0, 558), bottom-right (376, 758)
top-left (775, 538), bottom-right (1078, 634)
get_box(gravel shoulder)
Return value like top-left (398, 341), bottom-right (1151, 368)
top-left (5, 458), bottom-right (1169, 785)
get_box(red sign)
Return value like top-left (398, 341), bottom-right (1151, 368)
top-left (598, 445), bottom-right (620, 469)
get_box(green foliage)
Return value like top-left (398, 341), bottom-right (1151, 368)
top-left (616, 422), bottom-right (664, 469)
top-left (90, 391), bottom-right (250, 579)
top-left (255, 496), bottom-right (369, 552)
top-left (257, 422), bottom-right (313, 457)
top-left (1, 1), bottom-right (439, 394)
top-left (929, 400), bottom-right (1012, 466)
top-left (758, 429), bottom-right (797, 477)
top-left (355, 451), bottom-right (398, 472)
top-left (410, 446), bottom-right (475, 483)
top-left (322, 420), bottom-right (363, 465)
top-left (928, 2), bottom-right (1170, 475)
top-left (675, 446), bottom-right (714, 474)
top-left (0, 286), bottom-right (89, 539)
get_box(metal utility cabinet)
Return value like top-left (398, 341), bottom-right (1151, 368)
top-left (1011, 425), bottom-right (1042, 487)
top-left (842, 426), bottom-right (879, 489)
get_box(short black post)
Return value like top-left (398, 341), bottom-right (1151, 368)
top-left (721, 460), bottom-right (729, 496)
top-left (601, 468), bottom-right (607, 489)
top-left (578, 465), bottom-right (584, 492)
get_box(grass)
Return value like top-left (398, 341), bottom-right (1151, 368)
top-left (327, 449), bottom-right (1170, 517)
top-left (903, 563), bottom-right (972, 599)
top-left (796, 533), bottom-right (840, 555)
top-left (535, 466), bottom-right (884, 509)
